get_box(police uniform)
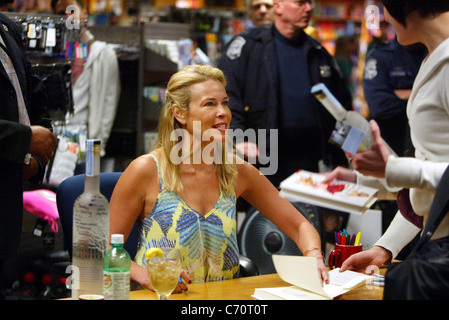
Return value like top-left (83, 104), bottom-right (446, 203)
top-left (363, 38), bottom-right (426, 156)
top-left (218, 23), bottom-right (352, 187)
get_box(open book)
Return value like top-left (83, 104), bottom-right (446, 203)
top-left (279, 170), bottom-right (378, 215)
top-left (252, 255), bottom-right (374, 300)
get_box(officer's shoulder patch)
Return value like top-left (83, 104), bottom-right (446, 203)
top-left (226, 36), bottom-right (246, 60)
top-left (364, 58), bottom-right (378, 80)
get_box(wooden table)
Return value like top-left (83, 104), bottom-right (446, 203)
top-left (129, 272), bottom-right (384, 300)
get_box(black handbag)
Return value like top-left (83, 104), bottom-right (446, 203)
top-left (384, 166), bottom-right (449, 300)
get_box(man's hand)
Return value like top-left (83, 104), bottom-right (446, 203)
top-left (29, 125), bottom-right (57, 165)
top-left (22, 157), bottom-right (40, 182)
top-left (235, 141), bottom-right (259, 163)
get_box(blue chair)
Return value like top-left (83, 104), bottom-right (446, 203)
top-left (56, 172), bottom-right (139, 259)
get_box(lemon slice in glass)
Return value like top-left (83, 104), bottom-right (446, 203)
top-left (145, 248), bottom-right (164, 260)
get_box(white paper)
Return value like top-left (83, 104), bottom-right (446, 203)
top-left (328, 268), bottom-right (373, 289)
top-left (253, 255), bottom-right (374, 300)
top-left (272, 255), bottom-right (329, 299)
top-left (46, 28), bottom-right (56, 47)
top-left (252, 286), bottom-right (328, 300)
top-left (342, 126), bottom-right (365, 154)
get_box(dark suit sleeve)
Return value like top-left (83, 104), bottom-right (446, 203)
top-left (28, 72), bottom-right (52, 129)
top-left (0, 120), bottom-right (32, 164)
top-left (0, 14), bottom-right (51, 164)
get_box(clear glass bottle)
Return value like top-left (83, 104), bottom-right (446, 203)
top-left (71, 139), bottom-right (109, 300)
top-left (103, 234), bottom-right (131, 300)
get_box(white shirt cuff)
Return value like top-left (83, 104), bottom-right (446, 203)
top-left (374, 212), bottom-right (421, 259)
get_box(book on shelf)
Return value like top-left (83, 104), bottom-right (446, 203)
top-left (252, 255), bottom-right (374, 300)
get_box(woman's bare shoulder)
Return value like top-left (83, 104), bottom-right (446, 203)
top-left (121, 151), bottom-right (161, 183)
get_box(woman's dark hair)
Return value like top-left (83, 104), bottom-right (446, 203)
top-left (382, 0), bottom-right (449, 26)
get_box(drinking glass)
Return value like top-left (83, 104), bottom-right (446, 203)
top-left (146, 247), bottom-right (182, 300)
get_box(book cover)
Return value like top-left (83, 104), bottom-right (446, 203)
top-left (279, 170), bottom-right (378, 214)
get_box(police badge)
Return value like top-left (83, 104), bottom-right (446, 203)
top-left (319, 65), bottom-right (331, 78)
top-left (226, 36), bottom-right (246, 60)
top-left (364, 58), bottom-right (378, 80)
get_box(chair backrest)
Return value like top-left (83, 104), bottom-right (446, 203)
top-left (56, 172), bottom-right (139, 260)
top-left (238, 201), bottom-right (325, 274)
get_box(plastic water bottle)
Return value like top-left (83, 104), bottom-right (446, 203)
top-left (71, 139), bottom-right (109, 299)
top-left (103, 234), bottom-right (131, 300)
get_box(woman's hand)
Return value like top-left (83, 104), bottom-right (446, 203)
top-left (317, 256), bottom-right (329, 285)
top-left (322, 166), bottom-right (357, 184)
top-left (173, 270), bottom-right (191, 293)
top-left (304, 250), bottom-right (329, 285)
top-left (131, 262), bottom-right (191, 294)
top-left (339, 246), bottom-right (392, 274)
top-left (345, 120), bottom-right (392, 179)
top-left (130, 262), bottom-right (152, 289)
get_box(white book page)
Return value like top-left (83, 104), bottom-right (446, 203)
top-left (271, 256), bottom-right (374, 299)
top-left (328, 268), bottom-right (374, 289)
top-left (272, 255), bottom-right (330, 299)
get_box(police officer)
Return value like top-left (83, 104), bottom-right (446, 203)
top-left (363, 37), bottom-right (427, 157)
top-left (247, 0), bottom-right (274, 28)
top-left (218, 0), bottom-right (352, 188)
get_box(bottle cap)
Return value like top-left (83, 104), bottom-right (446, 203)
top-left (111, 234), bottom-right (124, 244)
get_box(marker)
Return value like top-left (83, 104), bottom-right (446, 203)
top-left (354, 232), bottom-right (362, 246)
top-left (350, 234), bottom-right (356, 246)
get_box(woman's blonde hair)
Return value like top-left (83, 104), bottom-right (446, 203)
top-left (155, 64), bottom-right (238, 195)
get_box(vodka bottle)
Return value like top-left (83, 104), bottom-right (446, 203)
top-left (71, 139), bottom-right (109, 299)
top-left (103, 234), bottom-right (131, 300)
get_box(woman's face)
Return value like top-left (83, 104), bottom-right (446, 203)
top-left (178, 79), bottom-right (232, 145)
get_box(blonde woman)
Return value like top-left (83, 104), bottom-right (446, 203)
top-left (109, 65), bottom-right (328, 293)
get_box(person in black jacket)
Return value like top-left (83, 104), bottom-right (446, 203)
top-left (0, 1), bottom-right (57, 298)
top-left (218, 0), bottom-right (352, 188)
